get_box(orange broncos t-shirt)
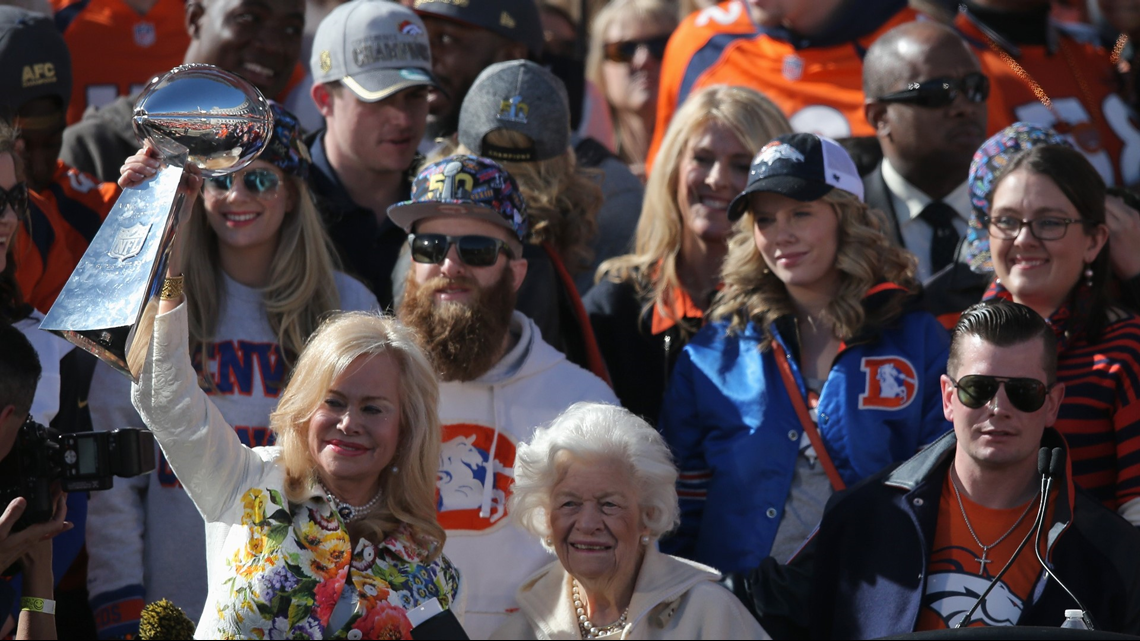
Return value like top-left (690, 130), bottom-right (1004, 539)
top-left (915, 472), bottom-right (1053, 630)
top-left (647, 0), bottom-right (756, 174)
top-left (957, 13), bottom-right (1140, 187)
top-left (55, 0), bottom-right (191, 125)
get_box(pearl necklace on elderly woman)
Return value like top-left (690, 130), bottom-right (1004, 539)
top-left (572, 581), bottom-right (628, 639)
top-left (317, 480), bottom-right (382, 523)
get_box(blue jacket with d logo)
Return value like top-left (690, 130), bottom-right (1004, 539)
top-left (660, 289), bottom-right (951, 574)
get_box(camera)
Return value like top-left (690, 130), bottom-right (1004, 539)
top-left (0, 416), bottom-right (156, 528)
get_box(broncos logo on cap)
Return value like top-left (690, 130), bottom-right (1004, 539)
top-left (755, 140), bottom-right (805, 166)
top-left (398, 20), bottom-right (423, 35)
top-left (858, 356), bottom-right (918, 410)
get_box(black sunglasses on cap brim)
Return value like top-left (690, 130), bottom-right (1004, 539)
top-left (876, 72), bottom-right (990, 108)
top-left (408, 233), bottom-right (515, 267)
top-left (949, 374), bottom-right (1052, 413)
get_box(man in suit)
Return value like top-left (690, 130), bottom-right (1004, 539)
top-left (862, 21), bottom-right (990, 314)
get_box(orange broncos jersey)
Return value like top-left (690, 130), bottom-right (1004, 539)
top-left (647, 0), bottom-right (756, 174)
top-left (957, 13), bottom-right (1140, 187)
top-left (39, 159), bottom-right (118, 260)
top-left (55, 0), bottom-right (190, 125)
top-left (14, 192), bottom-right (80, 313)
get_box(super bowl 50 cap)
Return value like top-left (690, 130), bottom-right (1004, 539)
top-left (459, 60), bottom-right (570, 163)
top-left (727, 133), bottom-right (864, 221)
top-left (413, 0), bottom-right (543, 58)
top-left (311, 0), bottom-right (438, 103)
top-left (387, 155), bottom-right (529, 241)
top-left (0, 6), bottom-right (72, 118)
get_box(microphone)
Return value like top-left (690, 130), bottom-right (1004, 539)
top-left (1032, 448), bottom-right (1097, 630)
top-left (954, 447), bottom-right (1052, 628)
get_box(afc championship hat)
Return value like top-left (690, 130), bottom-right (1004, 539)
top-left (413, 0), bottom-right (543, 58)
top-left (387, 155), bottom-right (529, 242)
top-left (459, 60), bottom-right (570, 163)
top-left (0, 6), bottom-right (72, 117)
top-left (727, 133), bottom-right (865, 221)
top-left (311, 0), bottom-right (438, 102)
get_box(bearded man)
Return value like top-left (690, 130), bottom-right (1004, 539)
top-left (388, 155), bottom-right (616, 640)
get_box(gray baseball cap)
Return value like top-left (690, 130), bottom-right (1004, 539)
top-left (458, 60), bottom-right (570, 163)
top-left (0, 6), bottom-right (72, 118)
top-left (311, 0), bottom-right (438, 103)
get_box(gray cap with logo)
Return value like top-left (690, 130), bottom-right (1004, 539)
top-left (0, 6), bottom-right (72, 118)
top-left (311, 0), bottom-right (439, 103)
top-left (458, 60), bottom-right (570, 163)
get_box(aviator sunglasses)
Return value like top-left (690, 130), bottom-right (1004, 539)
top-left (206, 168), bottom-right (282, 195)
top-left (0, 182), bottom-right (28, 218)
top-left (603, 35), bottom-right (670, 63)
top-left (948, 374), bottom-right (1051, 413)
top-left (876, 72), bottom-right (989, 108)
top-left (409, 233), bottom-right (516, 267)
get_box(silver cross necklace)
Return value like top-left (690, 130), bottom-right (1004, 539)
top-left (950, 467), bottom-right (1037, 574)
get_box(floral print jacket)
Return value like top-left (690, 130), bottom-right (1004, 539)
top-left (132, 304), bottom-right (461, 639)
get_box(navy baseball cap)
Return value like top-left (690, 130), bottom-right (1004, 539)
top-left (727, 133), bottom-right (864, 221)
top-left (0, 6), bottom-right (72, 118)
top-left (413, 0), bottom-right (543, 58)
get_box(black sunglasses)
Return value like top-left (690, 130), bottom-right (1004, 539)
top-left (0, 182), bottom-right (28, 219)
top-left (876, 72), bottom-right (989, 108)
top-left (949, 374), bottom-right (1051, 413)
top-left (409, 233), bottom-right (515, 267)
top-left (603, 35), bottom-right (670, 63)
top-left (206, 168), bottom-right (281, 195)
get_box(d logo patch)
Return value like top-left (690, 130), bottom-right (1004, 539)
top-left (858, 356), bottom-right (918, 410)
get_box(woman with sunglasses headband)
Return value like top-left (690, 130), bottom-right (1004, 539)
top-left (586, 0), bottom-right (679, 181)
top-left (982, 144), bottom-right (1140, 527)
top-left (86, 103), bottom-right (381, 635)
top-left (660, 133), bottom-right (952, 573)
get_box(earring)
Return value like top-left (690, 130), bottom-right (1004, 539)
top-left (1084, 265), bottom-right (1094, 288)
top-left (640, 535), bottom-right (650, 546)
top-left (545, 537), bottom-right (552, 546)
top-left (389, 465), bottom-right (399, 473)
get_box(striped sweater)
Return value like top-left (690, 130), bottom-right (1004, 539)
top-left (988, 285), bottom-right (1140, 524)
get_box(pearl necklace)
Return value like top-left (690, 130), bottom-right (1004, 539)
top-left (572, 581), bottom-right (628, 639)
top-left (318, 480), bottom-right (382, 523)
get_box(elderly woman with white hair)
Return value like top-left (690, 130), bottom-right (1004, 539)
top-left (494, 402), bottom-right (766, 639)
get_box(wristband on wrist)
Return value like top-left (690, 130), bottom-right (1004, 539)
top-left (160, 275), bottom-right (184, 300)
top-left (20, 597), bottom-right (56, 615)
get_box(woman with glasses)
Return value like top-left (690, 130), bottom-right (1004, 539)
top-left (981, 144), bottom-right (1140, 526)
top-left (85, 103), bottom-right (380, 636)
top-left (584, 85), bottom-right (790, 425)
top-left (660, 133), bottom-right (951, 574)
top-left (586, 0), bottom-right (678, 180)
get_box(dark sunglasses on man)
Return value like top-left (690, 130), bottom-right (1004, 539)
top-left (0, 182), bottom-right (29, 219)
top-left (602, 35), bottom-right (670, 64)
top-left (948, 374), bottom-right (1052, 413)
top-left (876, 72), bottom-right (989, 109)
top-left (409, 233), bottom-right (516, 268)
top-left (206, 168), bottom-right (282, 195)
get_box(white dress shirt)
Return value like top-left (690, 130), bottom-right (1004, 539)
top-left (880, 158), bottom-right (971, 282)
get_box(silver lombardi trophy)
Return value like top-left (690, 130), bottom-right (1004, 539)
top-left (40, 64), bottom-right (274, 381)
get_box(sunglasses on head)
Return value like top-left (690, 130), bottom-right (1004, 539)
top-left (0, 182), bottom-right (28, 219)
top-left (206, 168), bottom-right (281, 195)
top-left (949, 374), bottom-right (1051, 413)
top-left (876, 72), bottom-right (989, 108)
top-left (409, 233), bottom-right (515, 267)
top-left (602, 35), bottom-right (670, 63)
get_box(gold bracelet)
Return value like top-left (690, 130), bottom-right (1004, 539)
top-left (20, 596), bottom-right (55, 615)
top-left (160, 275), bottom-right (184, 300)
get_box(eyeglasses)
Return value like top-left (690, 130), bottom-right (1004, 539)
top-left (408, 233), bottom-right (515, 267)
top-left (983, 214), bottom-right (1088, 241)
top-left (205, 168), bottom-right (281, 195)
top-left (876, 72), bottom-right (989, 108)
top-left (602, 35), bottom-right (670, 63)
top-left (949, 374), bottom-right (1051, 413)
top-left (0, 182), bottom-right (28, 219)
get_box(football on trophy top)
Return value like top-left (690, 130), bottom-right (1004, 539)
top-left (40, 64), bottom-right (275, 381)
